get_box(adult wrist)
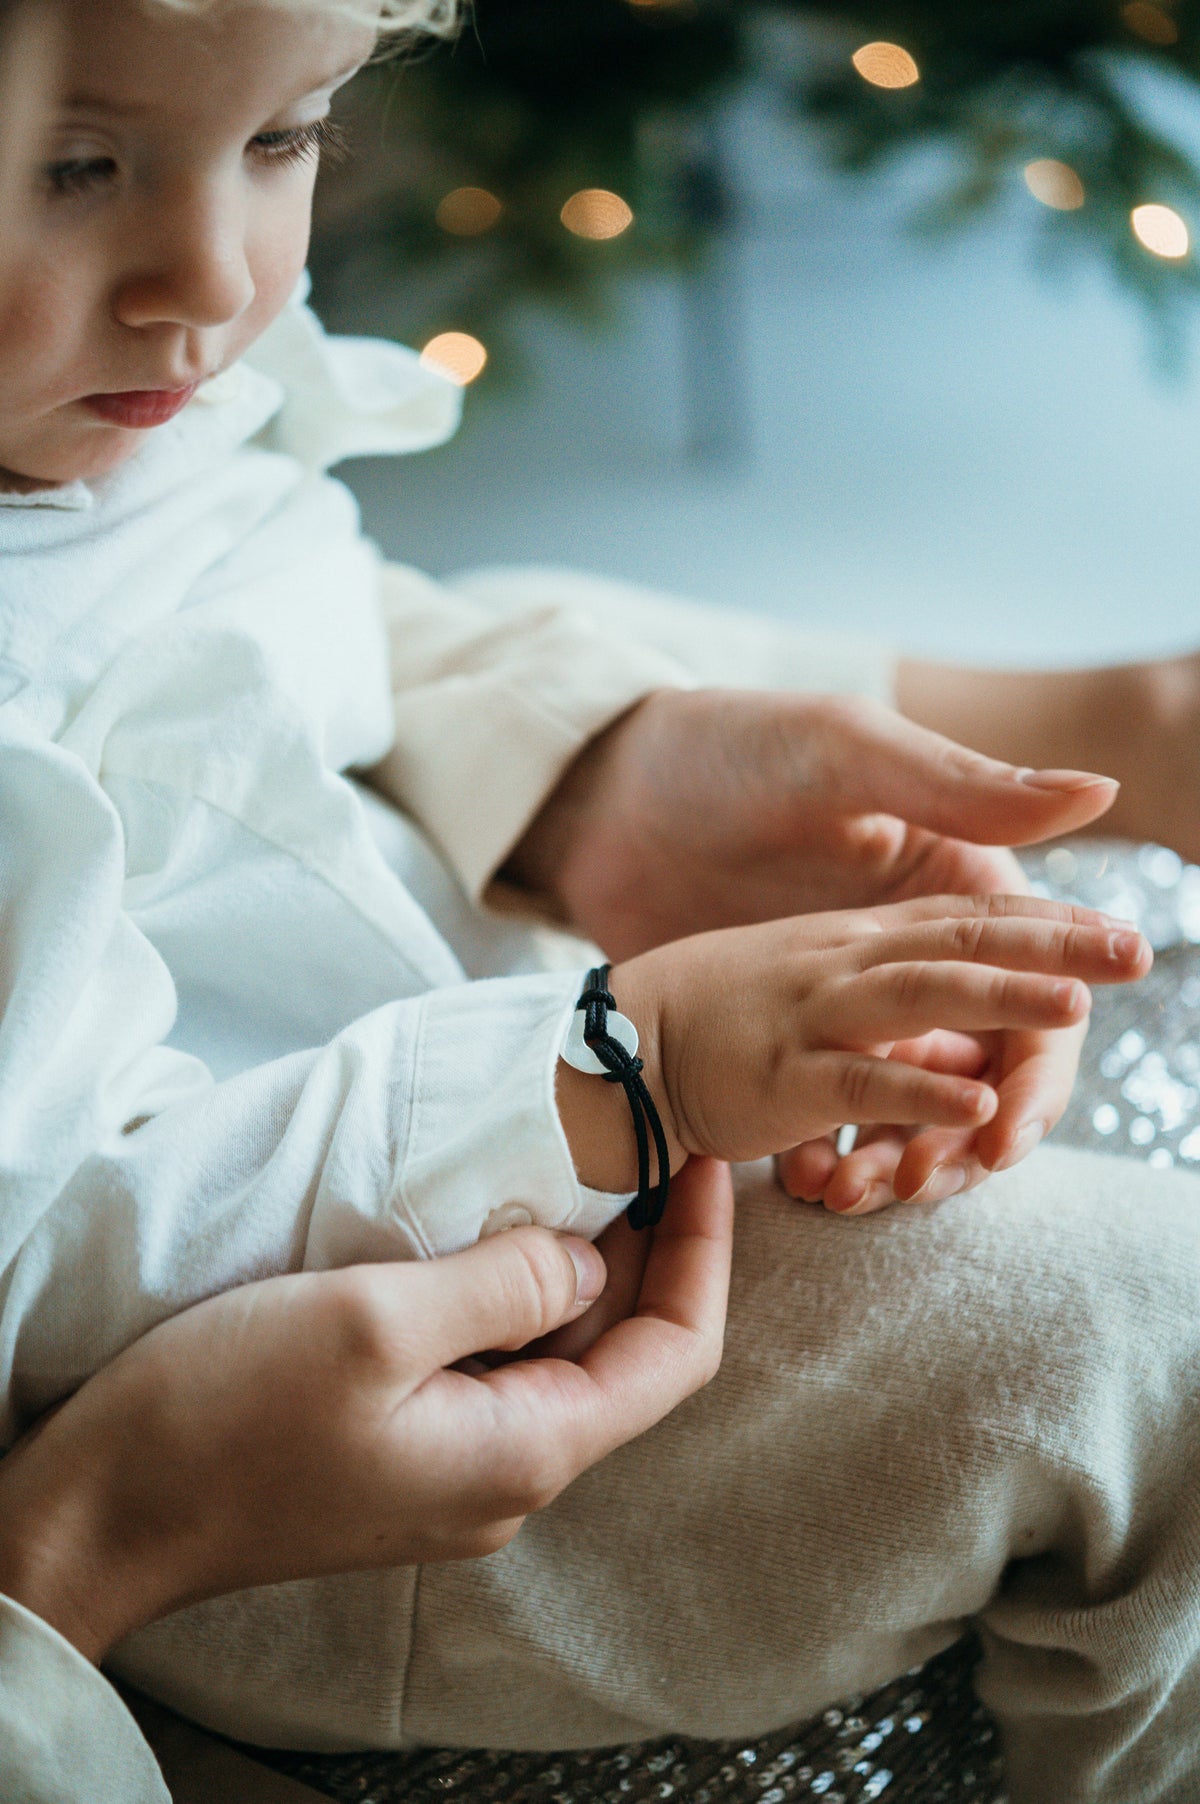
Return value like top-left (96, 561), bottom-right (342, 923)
top-left (502, 695), bottom-right (661, 917)
top-left (0, 1403), bottom-right (181, 1664)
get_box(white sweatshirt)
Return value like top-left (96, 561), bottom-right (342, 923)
top-left (0, 292), bottom-right (689, 1441)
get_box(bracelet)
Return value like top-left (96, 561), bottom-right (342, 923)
top-left (562, 965), bottom-right (671, 1231)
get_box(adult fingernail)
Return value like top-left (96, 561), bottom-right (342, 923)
top-left (908, 1163), bottom-right (968, 1205)
top-left (1107, 931), bottom-right (1144, 963)
top-left (990, 1120), bottom-right (1045, 1173)
top-left (1016, 768), bottom-right (1119, 793)
top-left (831, 1182), bottom-right (891, 1217)
top-left (563, 1237), bottom-right (607, 1304)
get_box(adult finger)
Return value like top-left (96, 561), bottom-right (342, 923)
top-left (891, 1020), bottom-right (1086, 1198)
top-left (973, 1021), bottom-right (1087, 1172)
top-left (777, 1135), bottom-right (840, 1200)
top-left (888, 1030), bottom-right (992, 1074)
top-left (815, 697), bottom-right (1119, 847)
top-left (481, 1159), bottom-right (733, 1480)
top-left (393, 1226), bottom-right (608, 1373)
top-left (534, 1216), bottom-right (651, 1362)
top-left (822, 1127), bottom-right (910, 1214)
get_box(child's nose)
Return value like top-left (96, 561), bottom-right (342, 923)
top-left (115, 180), bottom-right (256, 334)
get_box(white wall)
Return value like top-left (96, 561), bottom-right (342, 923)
top-left (344, 76), bottom-right (1200, 668)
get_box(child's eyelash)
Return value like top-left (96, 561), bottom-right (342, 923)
top-left (42, 117), bottom-right (346, 199)
top-left (44, 156), bottom-right (117, 198)
top-left (251, 117), bottom-right (347, 169)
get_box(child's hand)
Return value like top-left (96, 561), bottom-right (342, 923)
top-left (556, 895), bottom-right (1151, 1209)
top-left (778, 1015), bottom-right (1087, 1213)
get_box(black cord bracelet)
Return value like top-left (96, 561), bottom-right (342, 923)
top-left (570, 964), bottom-right (671, 1231)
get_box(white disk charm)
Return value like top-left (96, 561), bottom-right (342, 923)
top-left (562, 1005), bottom-right (640, 1076)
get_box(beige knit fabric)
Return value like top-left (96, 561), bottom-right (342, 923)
top-left (113, 1148), bottom-right (1200, 1803)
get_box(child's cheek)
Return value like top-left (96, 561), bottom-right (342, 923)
top-left (234, 186), bottom-right (318, 358)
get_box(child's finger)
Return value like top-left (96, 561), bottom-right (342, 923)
top-left (848, 914), bottom-right (1149, 985)
top-left (797, 1051), bottom-right (998, 1132)
top-left (859, 892), bottom-right (1134, 935)
top-left (821, 963), bottom-right (1091, 1044)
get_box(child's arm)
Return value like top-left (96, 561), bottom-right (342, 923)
top-left (554, 895), bottom-right (1150, 1200)
top-left (0, 732), bottom-right (635, 1443)
top-left (365, 562), bottom-right (690, 907)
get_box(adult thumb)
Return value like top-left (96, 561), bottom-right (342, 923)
top-left (832, 702), bottom-right (1119, 846)
top-left (399, 1226), bottom-right (608, 1373)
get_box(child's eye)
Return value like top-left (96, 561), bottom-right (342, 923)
top-left (43, 155), bottom-right (118, 198)
top-left (249, 118), bottom-right (346, 170)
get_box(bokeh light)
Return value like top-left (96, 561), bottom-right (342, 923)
top-left (560, 189), bottom-right (635, 240)
top-left (436, 187), bottom-right (503, 236)
top-left (1121, 1), bottom-right (1179, 44)
top-left (1023, 159), bottom-right (1086, 211)
top-left (1131, 202), bottom-right (1190, 259)
top-left (851, 42), bottom-right (920, 89)
top-left (420, 331), bottom-right (489, 385)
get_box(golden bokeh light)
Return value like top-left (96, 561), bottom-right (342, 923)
top-left (1023, 159), bottom-right (1085, 211)
top-left (1131, 202), bottom-right (1190, 259)
top-left (420, 331), bottom-right (489, 385)
top-left (1121, 1), bottom-right (1179, 44)
top-left (851, 41), bottom-right (920, 89)
top-left (436, 186), bottom-right (503, 236)
top-left (560, 188), bottom-right (635, 240)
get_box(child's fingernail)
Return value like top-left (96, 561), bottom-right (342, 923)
top-left (1017, 768), bottom-right (1119, 792)
top-left (563, 1238), bottom-right (607, 1304)
top-left (908, 1163), bottom-right (968, 1205)
top-left (1107, 931), bottom-right (1144, 963)
top-left (990, 1120), bottom-right (1045, 1173)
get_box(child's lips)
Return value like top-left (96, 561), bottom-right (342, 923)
top-left (81, 384), bottom-right (200, 429)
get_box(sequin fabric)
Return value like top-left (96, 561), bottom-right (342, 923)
top-left (260, 1635), bottom-right (1003, 1803)
top-left (248, 840), bottom-right (1200, 1804)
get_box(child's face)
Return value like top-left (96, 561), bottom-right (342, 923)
top-left (0, 0), bottom-right (373, 489)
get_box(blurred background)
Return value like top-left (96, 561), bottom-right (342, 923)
top-left (311, 0), bottom-right (1200, 667)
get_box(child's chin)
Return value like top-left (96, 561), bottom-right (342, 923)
top-left (8, 426), bottom-right (146, 489)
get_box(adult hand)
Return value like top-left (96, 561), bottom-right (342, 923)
top-left (508, 689), bottom-right (1119, 961)
top-left (0, 1159), bottom-right (732, 1665)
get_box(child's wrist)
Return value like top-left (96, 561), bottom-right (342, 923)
top-left (555, 961), bottom-right (683, 1193)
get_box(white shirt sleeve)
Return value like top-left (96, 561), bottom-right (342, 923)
top-left (0, 726), bottom-right (623, 1436)
top-left (0, 1594), bottom-right (169, 1804)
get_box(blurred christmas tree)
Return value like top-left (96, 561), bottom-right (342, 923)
top-left (310, 0), bottom-right (1200, 364)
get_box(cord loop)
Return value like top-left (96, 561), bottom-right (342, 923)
top-left (576, 964), bottom-right (671, 1231)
